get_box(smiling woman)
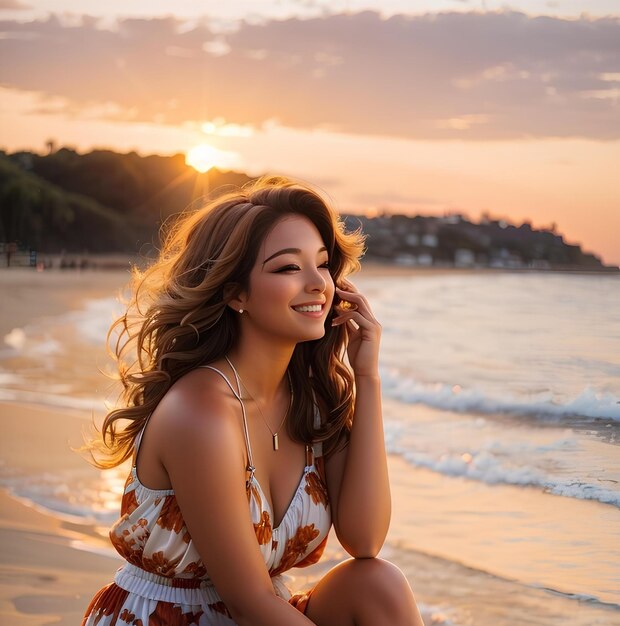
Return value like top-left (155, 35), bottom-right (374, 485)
top-left (81, 176), bottom-right (424, 626)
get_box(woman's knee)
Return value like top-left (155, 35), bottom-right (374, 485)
top-left (350, 558), bottom-right (412, 601)
top-left (331, 557), bottom-right (416, 617)
top-left (306, 557), bottom-right (422, 625)
top-left (352, 558), bottom-right (423, 624)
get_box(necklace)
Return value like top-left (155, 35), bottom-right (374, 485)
top-left (226, 357), bottom-right (293, 451)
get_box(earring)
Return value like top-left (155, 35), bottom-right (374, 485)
top-left (239, 308), bottom-right (244, 314)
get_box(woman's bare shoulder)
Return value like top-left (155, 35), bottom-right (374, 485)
top-left (148, 364), bottom-right (243, 450)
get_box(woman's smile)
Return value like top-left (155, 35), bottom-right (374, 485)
top-left (291, 301), bottom-right (326, 317)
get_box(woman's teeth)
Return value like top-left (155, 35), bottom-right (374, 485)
top-left (293, 304), bottom-right (322, 313)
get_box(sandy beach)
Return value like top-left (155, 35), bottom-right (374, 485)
top-left (1, 265), bottom-right (618, 626)
top-left (0, 401), bottom-right (119, 624)
top-left (0, 269), bottom-right (124, 624)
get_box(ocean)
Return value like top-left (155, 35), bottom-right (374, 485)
top-left (1, 268), bottom-right (619, 625)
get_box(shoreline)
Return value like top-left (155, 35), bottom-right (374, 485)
top-left (3, 255), bottom-right (618, 276)
top-left (0, 267), bottom-right (130, 338)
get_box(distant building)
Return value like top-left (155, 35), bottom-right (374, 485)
top-left (341, 211), bottom-right (615, 272)
top-left (454, 248), bottom-right (476, 267)
top-left (394, 253), bottom-right (418, 266)
top-left (0, 242), bottom-right (36, 267)
top-left (489, 247), bottom-right (524, 268)
top-left (417, 253), bottom-right (434, 266)
top-left (421, 233), bottom-right (438, 247)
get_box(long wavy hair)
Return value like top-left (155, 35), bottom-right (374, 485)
top-left (89, 175), bottom-right (366, 469)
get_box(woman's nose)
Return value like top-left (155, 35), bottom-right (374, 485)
top-left (305, 267), bottom-right (326, 293)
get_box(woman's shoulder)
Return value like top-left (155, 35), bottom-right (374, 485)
top-left (148, 362), bottom-right (243, 446)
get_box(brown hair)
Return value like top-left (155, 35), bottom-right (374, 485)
top-left (89, 175), bottom-right (365, 468)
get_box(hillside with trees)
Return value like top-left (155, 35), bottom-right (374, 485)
top-left (0, 147), bottom-right (251, 257)
top-left (0, 147), bottom-right (616, 271)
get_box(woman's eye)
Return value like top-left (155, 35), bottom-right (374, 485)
top-left (275, 265), bottom-right (300, 272)
top-left (274, 262), bottom-right (330, 273)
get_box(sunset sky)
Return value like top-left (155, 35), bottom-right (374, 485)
top-left (1, 0), bottom-right (619, 265)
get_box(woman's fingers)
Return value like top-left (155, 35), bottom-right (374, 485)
top-left (332, 279), bottom-right (382, 375)
top-left (335, 280), bottom-right (365, 305)
top-left (335, 287), bottom-right (375, 321)
top-left (331, 309), bottom-right (379, 331)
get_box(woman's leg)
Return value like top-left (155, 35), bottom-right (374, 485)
top-left (304, 558), bottom-right (424, 626)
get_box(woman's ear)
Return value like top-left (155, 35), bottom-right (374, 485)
top-left (224, 283), bottom-right (246, 314)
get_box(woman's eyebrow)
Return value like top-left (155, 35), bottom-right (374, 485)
top-left (262, 246), bottom-right (328, 265)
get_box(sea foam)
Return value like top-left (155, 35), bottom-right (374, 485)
top-left (381, 368), bottom-right (620, 422)
top-left (389, 445), bottom-right (620, 508)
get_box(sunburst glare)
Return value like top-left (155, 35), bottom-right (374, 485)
top-left (185, 143), bottom-right (219, 173)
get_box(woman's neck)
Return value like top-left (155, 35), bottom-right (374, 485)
top-left (225, 337), bottom-right (294, 405)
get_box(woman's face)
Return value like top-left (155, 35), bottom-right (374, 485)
top-left (239, 214), bottom-right (335, 344)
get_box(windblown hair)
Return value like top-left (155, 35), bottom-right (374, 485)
top-left (89, 175), bottom-right (365, 469)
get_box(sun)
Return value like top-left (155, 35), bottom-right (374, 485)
top-left (185, 143), bottom-right (218, 173)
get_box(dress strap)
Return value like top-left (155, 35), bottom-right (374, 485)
top-left (132, 422), bottom-right (148, 468)
top-left (199, 360), bottom-right (256, 485)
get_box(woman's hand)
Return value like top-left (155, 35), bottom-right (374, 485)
top-left (331, 278), bottom-right (381, 377)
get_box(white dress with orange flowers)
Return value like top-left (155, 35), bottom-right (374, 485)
top-left (82, 365), bottom-right (331, 625)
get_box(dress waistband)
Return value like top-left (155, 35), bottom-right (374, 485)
top-left (114, 563), bottom-right (217, 605)
top-left (114, 563), bottom-right (291, 606)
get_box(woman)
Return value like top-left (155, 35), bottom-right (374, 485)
top-left (83, 176), bottom-right (424, 625)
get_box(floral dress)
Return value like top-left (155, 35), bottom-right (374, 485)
top-left (82, 364), bottom-right (331, 625)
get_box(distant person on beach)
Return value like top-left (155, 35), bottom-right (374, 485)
top-left (82, 176), bottom-right (423, 625)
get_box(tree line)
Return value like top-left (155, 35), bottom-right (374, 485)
top-left (0, 147), bottom-right (250, 254)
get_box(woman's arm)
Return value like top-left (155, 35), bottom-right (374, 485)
top-left (326, 281), bottom-right (391, 557)
top-left (152, 371), bottom-right (315, 626)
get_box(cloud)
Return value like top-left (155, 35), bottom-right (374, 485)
top-left (0, 0), bottom-right (31, 9)
top-left (0, 10), bottom-right (618, 140)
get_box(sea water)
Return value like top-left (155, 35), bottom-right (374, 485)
top-left (1, 268), bottom-right (619, 625)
